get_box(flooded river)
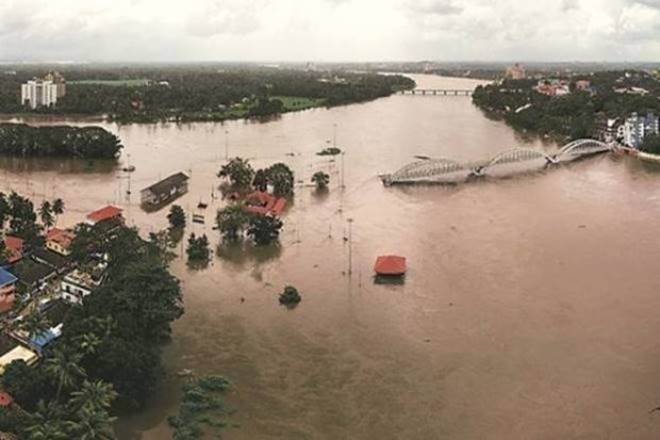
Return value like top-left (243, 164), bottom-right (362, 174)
top-left (3, 75), bottom-right (660, 439)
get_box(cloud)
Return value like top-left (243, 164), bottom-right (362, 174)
top-left (0, 0), bottom-right (659, 62)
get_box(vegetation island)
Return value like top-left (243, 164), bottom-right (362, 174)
top-left (0, 65), bottom-right (415, 123)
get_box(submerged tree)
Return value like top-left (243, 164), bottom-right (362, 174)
top-left (247, 214), bottom-right (283, 246)
top-left (218, 157), bottom-right (254, 188)
top-left (39, 200), bottom-right (54, 229)
top-left (311, 171), bottom-right (330, 190)
top-left (186, 233), bottom-right (210, 262)
top-left (266, 163), bottom-right (295, 197)
top-left (167, 205), bottom-right (186, 230)
top-left (278, 285), bottom-right (301, 308)
top-left (216, 204), bottom-right (249, 241)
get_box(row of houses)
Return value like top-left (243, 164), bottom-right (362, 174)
top-left (0, 204), bottom-right (125, 375)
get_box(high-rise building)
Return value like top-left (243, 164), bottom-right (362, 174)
top-left (505, 63), bottom-right (526, 80)
top-left (20, 80), bottom-right (59, 109)
top-left (43, 71), bottom-right (66, 98)
top-left (622, 112), bottom-right (659, 149)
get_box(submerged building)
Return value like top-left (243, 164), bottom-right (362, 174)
top-left (621, 112), bottom-right (659, 149)
top-left (140, 172), bottom-right (189, 207)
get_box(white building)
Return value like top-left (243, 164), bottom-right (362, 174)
top-left (621, 113), bottom-right (659, 149)
top-left (60, 269), bottom-right (101, 305)
top-left (21, 80), bottom-right (58, 109)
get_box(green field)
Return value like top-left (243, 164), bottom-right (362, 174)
top-left (272, 96), bottom-right (327, 111)
top-left (69, 79), bottom-right (151, 87)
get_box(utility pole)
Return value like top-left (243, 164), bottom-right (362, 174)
top-left (224, 129), bottom-right (229, 160)
top-left (341, 151), bottom-right (345, 189)
top-left (333, 123), bottom-right (337, 148)
top-left (347, 218), bottom-right (354, 276)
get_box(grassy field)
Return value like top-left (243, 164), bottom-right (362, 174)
top-left (272, 96), bottom-right (327, 111)
top-left (69, 79), bottom-right (151, 87)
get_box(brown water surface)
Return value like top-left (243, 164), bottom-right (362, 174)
top-left (3, 75), bottom-right (660, 440)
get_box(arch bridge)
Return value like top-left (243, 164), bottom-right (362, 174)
top-left (381, 139), bottom-right (612, 185)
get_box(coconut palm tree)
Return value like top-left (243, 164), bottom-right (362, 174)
top-left (44, 349), bottom-right (86, 401)
top-left (51, 198), bottom-right (64, 226)
top-left (39, 201), bottom-right (54, 229)
top-left (64, 406), bottom-right (116, 440)
top-left (24, 400), bottom-right (70, 440)
top-left (69, 380), bottom-right (117, 412)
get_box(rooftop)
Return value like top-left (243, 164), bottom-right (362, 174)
top-left (141, 172), bottom-right (189, 197)
top-left (0, 268), bottom-right (17, 288)
top-left (46, 228), bottom-right (75, 248)
top-left (374, 255), bottom-right (407, 276)
top-left (31, 248), bottom-right (70, 270)
top-left (87, 205), bottom-right (123, 224)
top-left (11, 260), bottom-right (55, 286)
top-left (3, 236), bottom-right (23, 264)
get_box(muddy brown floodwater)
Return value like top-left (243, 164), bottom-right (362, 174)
top-left (3, 74), bottom-right (660, 439)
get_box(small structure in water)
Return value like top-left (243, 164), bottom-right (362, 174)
top-left (244, 191), bottom-right (287, 217)
top-left (374, 255), bottom-right (407, 276)
top-left (140, 172), bottom-right (189, 208)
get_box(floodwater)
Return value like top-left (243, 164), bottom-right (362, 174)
top-left (3, 75), bottom-right (660, 439)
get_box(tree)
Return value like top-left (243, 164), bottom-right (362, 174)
top-left (167, 205), bottom-right (186, 229)
top-left (23, 401), bottom-right (70, 440)
top-left (216, 204), bottom-right (249, 241)
top-left (52, 198), bottom-right (64, 216)
top-left (64, 405), bottom-right (116, 440)
top-left (186, 233), bottom-right (210, 262)
top-left (266, 163), bottom-right (295, 197)
top-left (0, 192), bottom-right (9, 229)
top-left (247, 215), bottom-right (283, 246)
top-left (311, 171), bottom-right (330, 190)
top-left (641, 133), bottom-right (660, 154)
top-left (39, 201), bottom-right (54, 229)
top-left (252, 169), bottom-right (269, 191)
top-left (52, 198), bottom-right (64, 225)
top-left (218, 157), bottom-right (254, 188)
top-left (279, 285), bottom-right (301, 308)
top-left (44, 349), bottom-right (86, 401)
top-left (69, 380), bottom-right (117, 412)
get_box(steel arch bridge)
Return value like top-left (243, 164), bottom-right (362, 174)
top-left (381, 139), bottom-right (612, 185)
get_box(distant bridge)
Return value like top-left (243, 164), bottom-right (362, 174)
top-left (381, 139), bottom-right (613, 185)
top-left (399, 89), bottom-right (473, 96)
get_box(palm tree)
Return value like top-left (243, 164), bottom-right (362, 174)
top-left (52, 198), bottom-right (64, 226)
top-left (78, 333), bottom-right (102, 356)
top-left (24, 400), bottom-right (70, 440)
top-left (17, 313), bottom-right (52, 341)
top-left (69, 380), bottom-right (117, 412)
top-left (65, 406), bottom-right (116, 440)
top-left (44, 349), bottom-right (86, 401)
top-left (39, 201), bottom-right (54, 229)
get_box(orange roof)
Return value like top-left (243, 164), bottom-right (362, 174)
top-left (0, 392), bottom-right (13, 407)
top-left (244, 191), bottom-right (286, 217)
top-left (46, 228), bottom-right (75, 248)
top-left (374, 255), bottom-right (407, 276)
top-left (3, 236), bottom-right (23, 264)
top-left (0, 293), bottom-right (14, 314)
top-left (87, 205), bottom-right (123, 224)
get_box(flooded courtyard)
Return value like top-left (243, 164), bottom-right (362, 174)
top-left (3, 75), bottom-right (660, 439)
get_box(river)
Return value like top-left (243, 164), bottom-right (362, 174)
top-left (3, 74), bottom-right (660, 439)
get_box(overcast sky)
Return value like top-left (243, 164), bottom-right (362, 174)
top-left (1, 0), bottom-right (659, 62)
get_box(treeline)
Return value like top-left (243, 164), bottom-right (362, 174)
top-left (472, 71), bottom-right (660, 140)
top-left (0, 123), bottom-right (123, 159)
top-left (0, 65), bottom-right (415, 123)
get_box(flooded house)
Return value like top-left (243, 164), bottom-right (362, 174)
top-left (140, 172), bottom-right (189, 208)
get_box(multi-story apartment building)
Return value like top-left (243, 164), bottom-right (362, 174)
top-left (621, 112), bottom-right (659, 149)
top-left (20, 80), bottom-right (58, 109)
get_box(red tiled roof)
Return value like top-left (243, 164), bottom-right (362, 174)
top-left (244, 191), bottom-right (286, 217)
top-left (87, 205), bottom-right (123, 224)
top-left (0, 392), bottom-right (13, 407)
top-left (0, 294), bottom-right (14, 314)
top-left (3, 236), bottom-right (23, 264)
top-left (374, 255), bottom-right (407, 276)
top-left (46, 228), bottom-right (75, 248)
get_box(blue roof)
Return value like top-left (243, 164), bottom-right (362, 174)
top-left (0, 268), bottom-right (17, 287)
top-left (30, 327), bottom-right (61, 349)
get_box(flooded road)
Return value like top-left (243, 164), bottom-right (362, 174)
top-left (3, 75), bottom-right (660, 439)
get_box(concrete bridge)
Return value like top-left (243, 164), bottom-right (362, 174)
top-left (399, 89), bottom-right (473, 96)
top-left (380, 139), bottom-right (613, 185)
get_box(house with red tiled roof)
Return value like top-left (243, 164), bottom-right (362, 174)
top-left (2, 236), bottom-right (23, 265)
top-left (244, 191), bottom-right (287, 217)
top-left (85, 205), bottom-right (124, 226)
top-left (46, 228), bottom-right (75, 256)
